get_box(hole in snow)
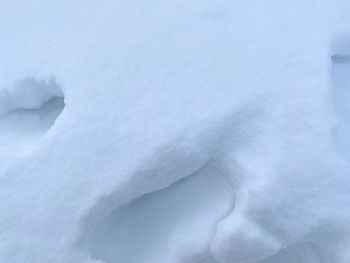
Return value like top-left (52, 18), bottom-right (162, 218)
top-left (0, 77), bottom-right (64, 159)
top-left (86, 161), bottom-right (235, 263)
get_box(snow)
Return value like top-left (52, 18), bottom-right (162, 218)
top-left (0, 77), bottom-right (64, 169)
top-left (1, 0), bottom-right (350, 263)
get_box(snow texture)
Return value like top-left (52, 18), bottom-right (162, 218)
top-left (1, 0), bottom-right (350, 263)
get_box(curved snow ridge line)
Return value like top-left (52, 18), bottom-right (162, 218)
top-left (78, 108), bottom-right (253, 231)
top-left (94, 160), bottom-right (233, 261)
top-left (86, 158), bottom-right (237, 263)
top-left (0, 77), bottom-right (64, 116)
top-left (79, 105), bottom-right (263, 263)
top-left (78, 102), bottom-right (261, 223)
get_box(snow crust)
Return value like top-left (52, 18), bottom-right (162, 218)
top-left (1, 0), bottom-right (350, 263)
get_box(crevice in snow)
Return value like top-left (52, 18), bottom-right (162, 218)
top-left (86, 160), bottom-right (235, 263)
top-left (0, 77), bottom-right (64, 160)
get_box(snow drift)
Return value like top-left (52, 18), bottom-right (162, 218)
top-left (1, 0), bottom-right (350, 263)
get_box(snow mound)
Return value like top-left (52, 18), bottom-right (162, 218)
top-left (1, 1), bottom-right (350, 263)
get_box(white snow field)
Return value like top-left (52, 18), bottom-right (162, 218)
top-left (1, 0), bottom-right (350, 262)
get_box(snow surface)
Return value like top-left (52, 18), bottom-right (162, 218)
top-left (1, 0), bottom-right (350, 262)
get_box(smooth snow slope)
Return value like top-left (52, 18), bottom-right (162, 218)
top-left (1, 0), bottom-right (350, 263)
